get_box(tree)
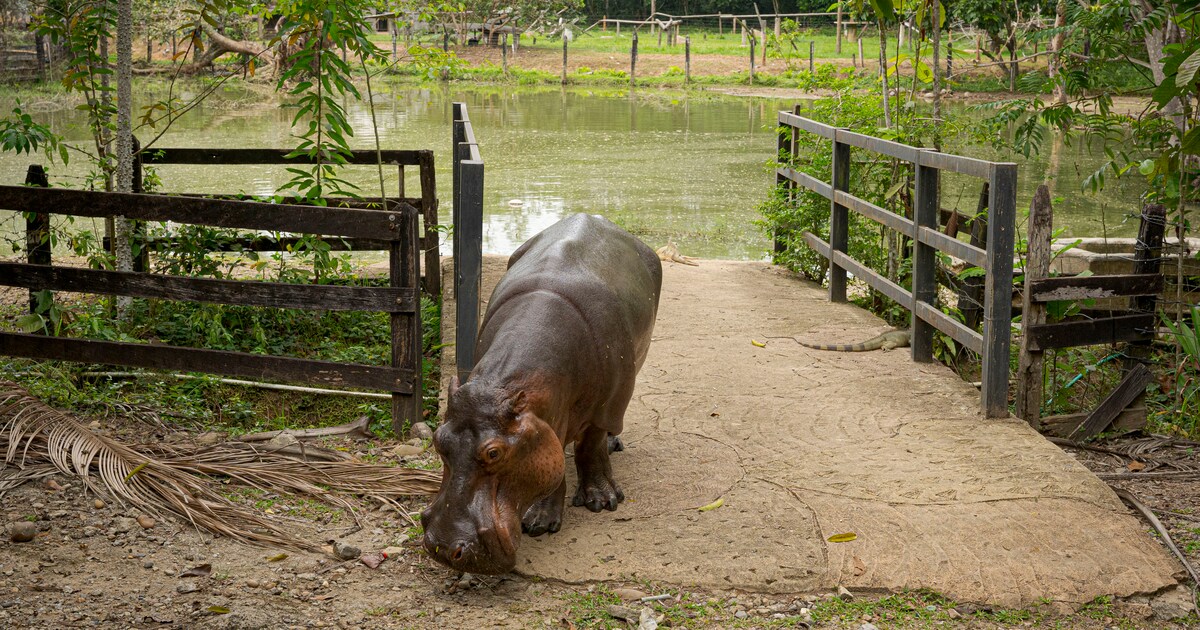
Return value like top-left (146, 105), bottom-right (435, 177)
top-left (955, 0), bottom-right (1049, 92)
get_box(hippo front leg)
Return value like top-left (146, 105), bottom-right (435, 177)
top-left (572, 426), bottom-right (625, 512)
top-left (521, 477), bottom-right (566, 537)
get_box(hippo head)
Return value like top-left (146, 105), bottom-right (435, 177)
top-left (420, 377), bottom-right (565, 574)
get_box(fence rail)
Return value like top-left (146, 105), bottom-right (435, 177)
top-left (452, 102), bottom-right (484, 383)
top-left (776, 111), bottom-right (1017, 418)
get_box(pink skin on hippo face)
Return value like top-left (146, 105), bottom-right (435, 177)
top-left (420, 380), bottom-right (565, 575)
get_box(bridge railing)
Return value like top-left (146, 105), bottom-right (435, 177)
top-left (452, 102), bottom-right (484, 383)
top-left (775, 111), bottom-right (1017, 418)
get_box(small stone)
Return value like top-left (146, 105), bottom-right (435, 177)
top-left (837, 585), bottom-right (854, 601)
top-left (93, 499), bottom-right (105, 510)
top-left (246, 580), bottom-right (260, 589)
top-left (112, 518), bottom-right (138, 533)
top-left (860, 624), bottom-right (878, 630)
top-left (391, 445), bottom-right (423, 458)
top-left (195, 432), bottom-right (224, 446)
top-left (925, 605), bottom-right (937, 612)
top-left (9, 522), bottom-right (37, 543)
top-left (410, 422), bottom-right (433, 441)
top-left (381, 546), bottom-right (405, 557)
top-left (613, 588), bottom-right (648, 601)
top-left (265, 434), bottom-right (299, 449)
top-left (734, 610), bottom-right (748, 619)
top-left (947, 608), bottom-right (962, 619)
top-left (332, 541), bottom-right (360, 560)
top-left (136, 515), bottom-right (156, 530)
top-left (176, 583), bottom-right (200, 594)
top-left (142, 560), bottom-right (154, 569)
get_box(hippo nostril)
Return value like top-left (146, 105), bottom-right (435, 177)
top-left (450, 543), bottom-right (466, 562)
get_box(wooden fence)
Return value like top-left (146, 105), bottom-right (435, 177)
top-left (452, 102), bottom-right (484, 383)
top-left (1, 166), bottom-right (426, 436)
top-left (775, 111), bottom-right (1018, 418)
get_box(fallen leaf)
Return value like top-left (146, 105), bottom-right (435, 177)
top-left (613, 588), bottom-right (648, 601)
top-left (827, 532), bottom-right (858, 543)
top-left (1127, 460), bottom-right (1146, 472)
top-left (359, 552), bottom-right (386, 569)
top-left (750, 339), bottom-right (767, 348)
top-left (206, 606), bottom-right (230, 614)
top-left (179, 564), bottom-right (212, 578)
top-left (265, 553), bottom-right (288, 562)
top-left (311, 594), bottom-right (336, 602)
top-left (697, 497), bottom-right (724, 512)
top-left (44, 479), bottom-right (63, 492)
top-left (852, 555), bottom-right (866, 576)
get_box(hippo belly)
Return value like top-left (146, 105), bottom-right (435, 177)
top-left (420, 213), bottom-right (661, 575)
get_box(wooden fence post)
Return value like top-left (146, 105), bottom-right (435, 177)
top-left (749, 31), bottom-right (756, 84)
top-left (502, 34), bottom-right (508, 74)
top-left (1122, 203), bottom-right (1167, 420)
top-left (631, 31), bottom-right (638, 86)
top-left (392, 207), bottom-right (422, 437)
top-left (1015, 185), bottom-right (1053, 427)
top-left (982, 163), bottom-right (1017, 418)
top-left (828, 131), bottom-right (850, 303)
top-left (685, 36), bottom-right (691, 84)
top-left (809, 41), bottom-right (814, 73)
top-left (958, 182), bottom-right (990, 331)
top-left (24, 165), bottom-right (51, 315)
top-left (419, 151), bottom-right (440, 297)
top-left (912, 152), bottom-right (939, 362)
top-left (562, 36), bottom-right (568, 84)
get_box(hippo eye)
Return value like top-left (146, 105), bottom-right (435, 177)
top-left (485, 447), bottom-right (501, 462)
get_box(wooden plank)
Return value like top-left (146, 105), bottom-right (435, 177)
top-left (141, 148), bottom-right (426, 166)
top-left (419, 150), bottom-right (441, 297)
top-left (1029, 274), bottom-right (1163, 302)
top-left (835, 128), bottom-right (921, 163)
top-left (1016, 185), bottom-right (1053, 427)
top-left (1042, 407), bottom-right (1146, 438)
top-left (104, 235), bottom-right (394, 253)
top-left (805, 232), bottom-right (912, 311)
top-left (1025, 313), bottom-right (1156, 351)
top-left (1070, 363), bottom-right (1154, 441)
top-left (776, 167), bottom-right (832, 199)
top-left (917, 149), bottom-right (995, 179)
top-left (24, 164), bottom-right (50, 314)
top-left (0, 332), bottom-right (413, 393)
top-left (779, 111), bottom-right (836, 139)
top-left (917, 225), bottom-right (986, 269)
top-left (391, 206), bottom-right (423, 436)
top-left (982, 164), bottom-right (1017, 418)
top-left (455, 161), bottom-right (485, 382)
top-left (0, 185), bottom-right (410, 241)
top-left (163, 193), bottom-right (424, 211)
top-left (0, 263), bottom-right (417, 313)
top-left (834, 190), bottom-right (915, 237)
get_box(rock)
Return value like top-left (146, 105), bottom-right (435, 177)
top-left (390, 445), bottom-right (424, 458)
top-left (143, 560), bottom-right (154, 569)
top-left (246, 580), bottom-right (260, 589)
top-left (613, 588), bottom-right (648, 601)
top-left (947, 608), bottom-right (961, 619)
top-left (93, 499), bottom-right (105, 510)
top-left (1150, 585), bottom-right (1194, 620)
top-left (380, 546), bottom-right (405, 557)
top-left (733, 610), bottom-right (748, 619)
top-left (137, 515), bottom-right (156, 530)
top-left (177, 583), bottom-right (200, 594)
top-left (638, 607), bottom-right (659, 630)
top-left (410, 422), bottom-right (434, 441)
top-left (195, 432), bottom-right (224, 446)
top-left (112, 518), bottom-right (138, 534)
top-left (605, 605), bottom-right (638, 622)
top-left (837, 585), bottom-right (854, 601)
top-left (860, 624), bottom-right (878, 630)
top-left (332, 541), bottom-right (360, 560)
top-left (9, 522), bottom-right (37, 543)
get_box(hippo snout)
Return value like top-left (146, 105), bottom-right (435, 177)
top-left (421, 504), bottom-right (518, 575)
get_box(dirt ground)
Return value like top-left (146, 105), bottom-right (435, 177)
top-left (1, 258), bottom-right (1198, 629)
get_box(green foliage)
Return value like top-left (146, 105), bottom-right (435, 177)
top-left (0, 102), bottom-right (68, 164)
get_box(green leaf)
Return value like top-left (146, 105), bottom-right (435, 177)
top-left (16, 314), bottom-right (45, 334)
top-left (1177, 47), bottom-right (1200, 89)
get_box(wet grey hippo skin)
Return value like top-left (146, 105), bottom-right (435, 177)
top-left (420, 213), bottom-right (662, 575)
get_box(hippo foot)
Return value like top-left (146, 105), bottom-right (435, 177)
top-left (607, 435), bottom-right (625, 453)
top-left (522, 480), bottom-right (565, 537)
top-left (571, 476), bottom-right (624, 513)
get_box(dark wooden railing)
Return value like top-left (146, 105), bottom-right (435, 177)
top-left (1, 178), bottom-right (424, 436)
top-left (775, 111), bottom-right (1018, 418)
top-left (452, 102), bottom-right (484, 383)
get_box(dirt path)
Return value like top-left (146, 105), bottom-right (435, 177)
top-left (445, 256), bottom-right (1181, 609)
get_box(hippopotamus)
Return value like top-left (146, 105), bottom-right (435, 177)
top-left (421, 213), bottom-right (662, 575)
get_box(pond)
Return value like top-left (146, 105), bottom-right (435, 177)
top-left (0, 82), bottom-right (1147, 261)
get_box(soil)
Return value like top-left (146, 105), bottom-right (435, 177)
top-left (1, 258), bottom-right (1197, 629)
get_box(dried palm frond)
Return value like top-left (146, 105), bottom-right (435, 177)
top-left (0, 380), bottom-right (441, 551)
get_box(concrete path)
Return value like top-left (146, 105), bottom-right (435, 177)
top-left (442, 257), bottom-right (1179, 607)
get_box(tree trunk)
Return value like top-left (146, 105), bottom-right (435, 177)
top-left (182, 23), bottom-right (274, 74)
top-left (880, 24), bottom-right (891, 128)
top-left (1050, 0), bottom-right (1067, 104)
top-left (836, 2), bottom-right (843, 53)
top-left (115, 0), bottom-right (133, 314)
top-left (932, 1), bottom-right (942, 150)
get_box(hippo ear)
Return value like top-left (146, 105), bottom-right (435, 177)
top-left (448, 376), bottom-right (460, 397)
top-left (507, 390), bottom-right (528, 415)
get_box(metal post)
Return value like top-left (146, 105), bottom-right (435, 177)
top-left (828, 131), bottom-right (851, 303)
top-left (982, 163), bottom-right (1017, 418)
top-left (911, 152), bottom-right (939, 363)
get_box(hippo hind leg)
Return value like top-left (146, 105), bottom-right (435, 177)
top-left (521, 477), bottom-right (566, 537)
top-left (572, 426), bottom-right (624, 512)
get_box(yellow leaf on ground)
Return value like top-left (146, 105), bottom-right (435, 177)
top-left (697, 497), bottom-right (724, 512)
top-left (828, 532), bottom-right (858, 543)
top-left (751, 339), bottom-right (766, 347)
